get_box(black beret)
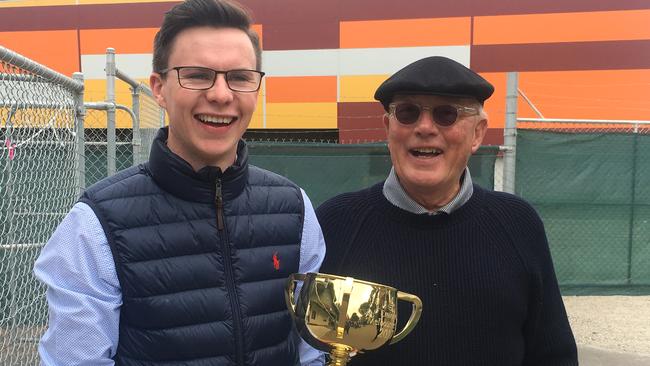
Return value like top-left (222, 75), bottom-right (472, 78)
top-left (374, 56), bottom-right (494, 111)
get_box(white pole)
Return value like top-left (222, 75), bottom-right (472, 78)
top-left (503, 72), bottom-right (518, 194)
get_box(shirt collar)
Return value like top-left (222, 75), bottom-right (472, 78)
top-left (382, 166), bottom-right (474, 215)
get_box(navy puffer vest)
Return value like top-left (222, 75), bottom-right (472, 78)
top-left (80, 128), bottom-right (303, 366)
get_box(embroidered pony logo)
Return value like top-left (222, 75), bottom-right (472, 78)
top-left (273, 252), bottom-right (280, 270)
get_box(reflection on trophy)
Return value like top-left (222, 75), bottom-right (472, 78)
top-left (286, 273), bottom-right (423, 366)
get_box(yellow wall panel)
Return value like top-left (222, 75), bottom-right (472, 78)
top-left (0, 0), bottom-right (178, 7)
top-left (0, 0), bottom-right (75, 7)
top-left (84, 78), bottom-right (157, 128)
top-left (77, 0), bottom-right (177, 4)
top-left (339, 75), bottom-right (388, 103)
top-left (249, 97), bottom-right (264, 129)
top-left (265, 103), bottom-right (337, 129)
top-left (84, 79), bottom-right (148, 105)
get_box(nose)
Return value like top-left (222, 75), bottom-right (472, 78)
top-left (413, 108), bottom-right (440, 136)
top-left (206, 74), bottom-right (234, 104)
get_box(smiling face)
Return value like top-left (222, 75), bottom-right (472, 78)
top-left (384, 94), bottom-right (487, 210)
top-left (150, 26), bottom-right (259, 171)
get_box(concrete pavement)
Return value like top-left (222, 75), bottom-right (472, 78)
top-left (579, 345), bottom-right (650, 366)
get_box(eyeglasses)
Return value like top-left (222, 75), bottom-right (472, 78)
top-left (159, 66), bottom-right (265, 92)
top-left (388, 102), bottom-right (479, 127)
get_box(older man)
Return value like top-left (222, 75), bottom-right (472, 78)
top-left (316, 56), bottom-right (577, 365)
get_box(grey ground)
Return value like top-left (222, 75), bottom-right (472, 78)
top-left (563, 296), bottom-right (650, 365)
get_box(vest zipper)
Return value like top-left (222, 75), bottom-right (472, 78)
top-left (215, 178), bottom-right (245, 366)
top-left (215, 179), bottom-right (224, 230)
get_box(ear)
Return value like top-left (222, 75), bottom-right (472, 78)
top-left (382, 113), bottom-right (390, 134)
top-left (149, 72), bottom-right (167, 109)
top-left (471, 116), bottom-right (488, 153)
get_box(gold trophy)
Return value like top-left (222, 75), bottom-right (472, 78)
top-left (286, 273), bottom-right (422, 366)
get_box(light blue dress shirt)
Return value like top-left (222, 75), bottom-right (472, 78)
top-left (34, 189), bottom-right (326, 366)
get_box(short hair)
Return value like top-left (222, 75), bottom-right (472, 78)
top-left (478, 105), bottom-right (488, 121)
top-left (152, 0), bottom-right (262, 73)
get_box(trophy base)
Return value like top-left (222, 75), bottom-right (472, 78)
top-left (327, 345), bottom-right (353, 366)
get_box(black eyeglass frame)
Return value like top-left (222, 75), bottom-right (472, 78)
top-left (388, 102), bottom-right (480, 127)
top-left (159, 66), bottom-right (266, 92)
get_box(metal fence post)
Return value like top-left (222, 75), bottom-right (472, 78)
top-left (626, 126), bottom-right (639, 284)
top-left (131, 85), bottom-right (142, 165)
top-left (73, 72), bottom-right (86, 194)
top-left (106, 48), bottom-right (117, 176)
top-left (502, 72), bottom-right (518, 194)
top-left (3, 106), bottom-right (17, 340)
top-left (160, 108), bottom-right (166, 128)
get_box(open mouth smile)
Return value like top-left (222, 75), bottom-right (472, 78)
top-left (196, 114), bottom-right (236, 125)
top-left (410, 147), bottom-right (442, 157)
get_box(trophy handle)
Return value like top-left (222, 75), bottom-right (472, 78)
top-left (285, 273), bottom-right (307, 317)
top-left (389, 291), bottom-right (423, 345)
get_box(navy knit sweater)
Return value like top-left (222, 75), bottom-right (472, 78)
top-left (316, 182), bottom-right (577, 366)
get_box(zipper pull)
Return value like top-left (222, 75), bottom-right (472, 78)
top-left (215, 178), bottom-right (224, 230)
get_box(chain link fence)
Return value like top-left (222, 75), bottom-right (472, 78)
top-left (0, 45), bottom-right (163, 364)
top-left (506, 72), bottom-right (650, 293)
top-left (84, 48), bottom-right (165, 186)
top-left (136, 87), bottom-right (166, 165)
top-left (0, 46), bottom-right (83, 365)
top-left (515, 121), bottom-right (650, 293)
top-left (85, 112), bottom-right (135, 186)
top-left (247, 142), bottom-right (497, 207)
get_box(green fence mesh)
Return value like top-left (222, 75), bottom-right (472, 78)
top-left (248, 142), bottom-right (497, 207)
top-left (516, 130), bottom-right (650, 294)
top-left (78, 141), bottom-right (497, 208)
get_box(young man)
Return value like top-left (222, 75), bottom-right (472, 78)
top-left (317, 56), bottom-right (578, 365)
top-left (34, 1), bottom-right (324, 365)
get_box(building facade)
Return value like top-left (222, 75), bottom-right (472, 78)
top-left (1, 0), bottom-right (649, 144)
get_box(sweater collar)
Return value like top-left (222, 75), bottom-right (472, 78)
top-left (148, 127), bottom-right (249, 203)
top-left (373, 181), bottom-right (484, 228)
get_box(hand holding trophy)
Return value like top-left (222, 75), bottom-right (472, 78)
top-left (286, 273), bottom-right (423, 366)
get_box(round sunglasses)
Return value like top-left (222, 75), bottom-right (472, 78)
top-left (388, 102), bottom-right (479, 126)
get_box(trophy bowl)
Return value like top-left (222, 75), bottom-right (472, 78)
top-left (286, 273), bottom-right (422, 366)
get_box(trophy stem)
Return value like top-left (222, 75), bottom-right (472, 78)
top-left (327, 345), bottom-right (352, 366)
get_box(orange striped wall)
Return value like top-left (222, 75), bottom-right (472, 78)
top-left (474, 10), bottom-right (650, 45)
top-left (78, 24), bottom-right (262, 55)
top-left (80, 28), bottom-right (158, 54)
top-left (340, 17), bottom-right (471, 48)
top-left (266, 77), bottom-right (337, 103)
top-left (481, 70), bottom-right (650, 129)
top-left (0, 30), bottom-right (79, 76)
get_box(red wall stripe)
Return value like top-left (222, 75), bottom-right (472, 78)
top-left (1, 1), bottom-right (648, 32)
top-left (471, 40), bottom-right (650, 72)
